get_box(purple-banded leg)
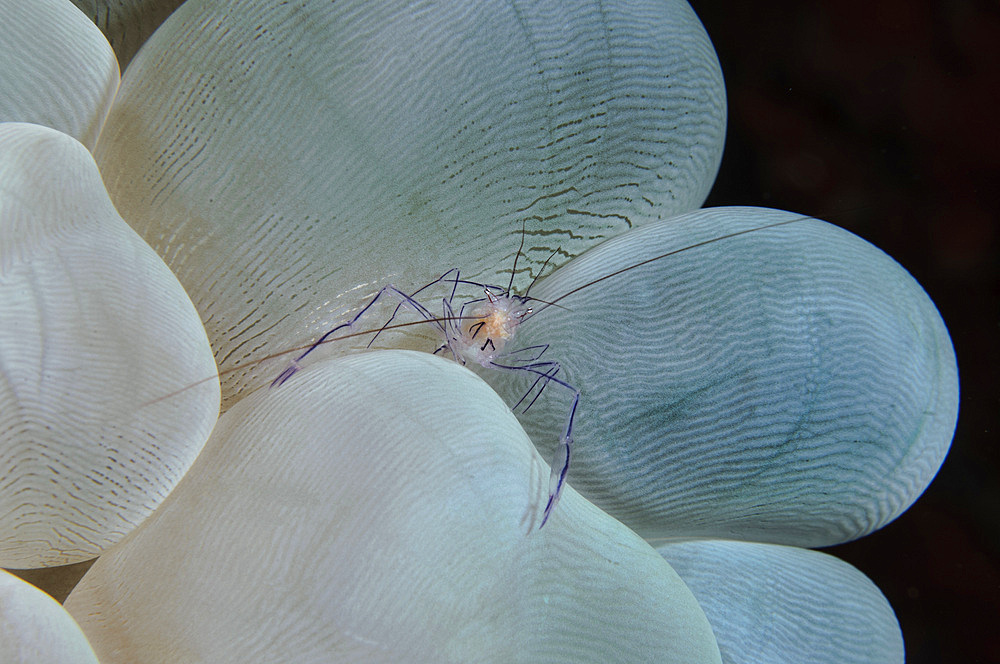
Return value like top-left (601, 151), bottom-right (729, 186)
top-left (500, 344), bottom-right (550, 365)
top-left (491, 359), bottom-right (580, 528)
top-left (272, 281), bottom-right (444, 387)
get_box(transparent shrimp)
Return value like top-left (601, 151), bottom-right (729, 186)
top-left (272, 228), bottom-right (578, 528)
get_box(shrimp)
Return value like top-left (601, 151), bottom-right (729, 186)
top-left (268, 213), bottom-right (812, 528)
top-left (271, 227), bottom-right (578, 527)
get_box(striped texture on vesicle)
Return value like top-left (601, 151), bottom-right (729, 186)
top-left (0, 123), bottom-right (219, 567)
top-left (67, 351), bottom-right (721, 664)
top-left (0, 0), bottom-right (118, 150)
top-left (92, 0), bottom-right (726, 408)
top-left (659, 539), bottom-right (903, 664)
top-left (489, 206), bottom-right (958, 547)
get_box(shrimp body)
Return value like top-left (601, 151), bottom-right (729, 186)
top-left (448, 290), bottom-right (531, 367)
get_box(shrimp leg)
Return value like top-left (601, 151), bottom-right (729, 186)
top-left (271, 281), bottom-right (446, 387)
top-left (492, 359), bottom-right (580, 528)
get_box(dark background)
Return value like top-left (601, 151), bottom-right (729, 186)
top-left (689, 1), bottom-right (999, 662)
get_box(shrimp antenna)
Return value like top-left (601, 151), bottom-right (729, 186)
top-left (507, 220), bottom-right (527, 296)
top-left (521, 294), bottom-right (569, 311)
top-left (524, 247), bottom-right (560, 298)
top-left (526, 216), bottom-right (809, 319)
top-left (140, 315), bottom-right (475, 408)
